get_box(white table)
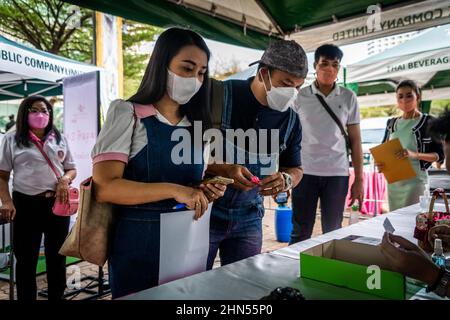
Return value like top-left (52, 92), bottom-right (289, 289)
top-left (123, 203), bottom-right (448, 300)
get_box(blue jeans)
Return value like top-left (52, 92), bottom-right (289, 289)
top-left (207, 208), bottom-right (263, 270)
top-left (108, 208), bottom-right (161, 299)
top-left (290, 174), bottom-right (349, 244)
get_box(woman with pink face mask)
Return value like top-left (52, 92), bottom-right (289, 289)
top-left (377, 80), bottom-right (444, 211)
top-left (0, 95), bottom-right (77, 300)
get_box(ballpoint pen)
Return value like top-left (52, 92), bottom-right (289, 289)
top-left (173, 203), bottom-right (187, 210)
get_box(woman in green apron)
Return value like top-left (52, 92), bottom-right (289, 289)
top-left (379, 80), bottom-right (444, 211)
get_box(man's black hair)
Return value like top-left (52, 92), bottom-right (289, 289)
top-left (429, 107), bottom-right (450, 142)
top-left (314, 44), bottom-right (343, 63)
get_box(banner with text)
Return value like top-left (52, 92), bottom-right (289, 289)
top-left (63, 71), bottom-right (99, 189)
top-left (290, 0), bottom-right (450, 52)
top-left (0, 35), bottom-right (98, 82)
top-left (346, 47), bottom-right (450, 84)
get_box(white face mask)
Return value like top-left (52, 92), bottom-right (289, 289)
top-left (166, 69), bottom-right (203, 104)
top-left (261, 69), bottom-right (298, 112)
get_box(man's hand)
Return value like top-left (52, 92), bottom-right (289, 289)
top-left (349, 178), bottom-right (364, 207)
top-left (224, 165), bottom-right (256, 192)
top-left (259, 172), bottom-right (285, 197)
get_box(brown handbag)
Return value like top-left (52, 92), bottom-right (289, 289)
top-left (59, 177), bottom-right (113, 266)
top-left (414, 188), bottom-right (450, 252)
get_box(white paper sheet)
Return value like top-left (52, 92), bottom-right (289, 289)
top-left (159, 203), bottom-right (212, 285)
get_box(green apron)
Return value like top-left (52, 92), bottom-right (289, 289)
top-left (388, 117), bottom-right (428, 211)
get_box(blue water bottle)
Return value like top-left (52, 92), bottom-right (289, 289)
top-left (274, 192), bottom-right (293, 243)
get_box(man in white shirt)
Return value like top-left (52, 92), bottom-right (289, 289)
top-left (290, 44), bottom-right (364, 243)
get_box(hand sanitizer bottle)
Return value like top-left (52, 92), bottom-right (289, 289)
top-left (349, 204), bottom-right (360, 225)
top-left (431, 238), bottom-right (446, 268)
top-left (419, 184), bottom-right (431, 212)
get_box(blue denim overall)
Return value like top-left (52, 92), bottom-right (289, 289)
top-left (108, 116), bottom-right (204, 299)
top-left (207, 81), bottom-right (297, 269)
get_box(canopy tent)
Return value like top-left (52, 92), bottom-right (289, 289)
top-left (64, 0), bottom-right (450, 51)
top-left (0, 34), bottom-right (99, 101)
top-left (345, 24), bottom-right (450, 106)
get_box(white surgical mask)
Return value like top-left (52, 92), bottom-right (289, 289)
top-left (167, 69), bottom-right (203, 104)
top-left (261, 69), bottom-right (298, 112)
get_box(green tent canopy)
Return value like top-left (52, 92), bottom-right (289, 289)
top-left (63, 0), bottom-right (450, 51)
top-left (0, 34), bottom-right (99, 101)
top-left (0, 72), bottom-right (62, 101)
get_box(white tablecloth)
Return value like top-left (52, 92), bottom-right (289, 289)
top-left (123, 203), bottom-right (448, 300)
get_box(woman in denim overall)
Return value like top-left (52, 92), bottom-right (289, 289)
top-left (92, 28), bottom-right (226, 299)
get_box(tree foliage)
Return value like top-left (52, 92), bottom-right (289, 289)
top-left (0, 0), bottom-right (94, 63)
top-left (122, 20), bottom-right (162, 98)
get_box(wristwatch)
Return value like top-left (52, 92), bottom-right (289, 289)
top-left (281, 172), bottom-right (293, 191)
top-left (427, 266), bottom-right (450, 298)
top-left (434, 268), bottom-right (450, 298)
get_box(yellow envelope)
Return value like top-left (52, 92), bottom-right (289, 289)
top-left (370, 138), bottom-right (416, 184)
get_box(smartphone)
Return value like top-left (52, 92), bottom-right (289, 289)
top-left (202, 176), bottom-right (235, 185)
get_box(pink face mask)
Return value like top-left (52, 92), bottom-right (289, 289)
top-left (28, 113), bottom-right (49, 129)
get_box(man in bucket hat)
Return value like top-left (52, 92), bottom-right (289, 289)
top-left (204, 40), bottom-right (307, 269)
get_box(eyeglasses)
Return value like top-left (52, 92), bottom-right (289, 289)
top-left (29, 108), bottom-right (49, 114)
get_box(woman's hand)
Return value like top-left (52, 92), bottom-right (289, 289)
top-left (395, 149), bottom-right (417, 160)
top-left (199, 183), bottom-right (227, 203)
top-left (375, 162), bottom-right (385, 173)
top-left (0, 200), bottom-right (16, 222)
top-left (55, 176), bottom-right (70, 204)
top-left (174, 186), bottom-right (209, 220)
top-left (380, 232), bottom-right (440, 285)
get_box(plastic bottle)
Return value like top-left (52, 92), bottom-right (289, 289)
top-left (275, 192), bottom-right (288, 206)
top-left (419, 184), bottom-right (431, 212)
top-left (431, 238), bottom-right (446, 268)
top-left (349, 204), bottom-right (360, 225)
top-left (274, 192), bottom-right (293, 243)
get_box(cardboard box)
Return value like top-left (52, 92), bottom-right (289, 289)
top-left (300, 237), bottom-right (423, 300)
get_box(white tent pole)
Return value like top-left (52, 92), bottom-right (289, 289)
top-left (0, 82), bottom-right (22, 90)
top-left (29, 84), bottom-right (61, 96)
top-left (0, 89), bottom-right (22, 98)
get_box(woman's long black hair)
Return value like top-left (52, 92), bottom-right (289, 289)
top-left (128, 27), bottom-right (212, 130)
top-left (15, 95), bottom-right (61, 148)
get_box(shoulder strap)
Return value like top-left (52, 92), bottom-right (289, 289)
top-left (382, 117), bottom-right (398, 143)
top-left (130, 103), bottom-right (138, 147)
top-left (314, 94), bottom-right (351, 155)
top-left (31, 139), bottom-right (61, 179)
top-left (280, 109), bottom-right (297, 151)
top-left (209, 78), bottom-right (224, 130)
